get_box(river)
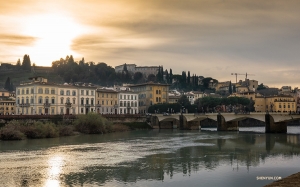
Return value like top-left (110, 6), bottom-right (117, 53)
top-left (0, 127), bottom-right (300, 187)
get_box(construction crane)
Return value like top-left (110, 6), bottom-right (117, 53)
top-left (231, 73), bottom-right (255, 83)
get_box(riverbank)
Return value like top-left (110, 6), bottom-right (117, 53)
top-left (265, 172), bottom-right (300, 187)
top-left (0, 113), bottom-right (151, 141)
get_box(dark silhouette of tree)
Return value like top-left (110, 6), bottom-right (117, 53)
top-left (233, 84), bottom-right (236, 93)
top-left (133, 72), bottom-right (144, 84)
top-left (229, 81), bottom-right (232, 94)
top-left (187, 71), bottom-right (190, 85)
top-left (169, 69), bottom-right (173, 84)
top-left (147, 74), bottom-right (156, 82)
top-left (21, 54), bottom-right (31, 71)
top-left (4, 77), bottom-right (14, 91)
top-left (257, 83), bottom-right (267, 90)
top-left (16, 58), bottom-right (21, 70)
top-left (178, 95), bottom-right (191, 107)
top-left (165, 69), bottom-right (169, 84)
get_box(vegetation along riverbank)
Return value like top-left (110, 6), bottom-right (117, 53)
top-left (0, 113), bottom-right (151, 141)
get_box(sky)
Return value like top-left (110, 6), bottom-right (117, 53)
top-left (1, 0), bottom-right (300, 88)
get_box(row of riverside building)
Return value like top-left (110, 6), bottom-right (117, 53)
top-left (1, 76), bottom-right (299, 115)
top-left (13, 76), bottom-right (169, 115)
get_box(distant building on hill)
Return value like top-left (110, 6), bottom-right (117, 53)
top-left (115, 63), bottom-right (160, 77)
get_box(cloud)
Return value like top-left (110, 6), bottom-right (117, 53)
top-left (0, 34), bottom-right (37, 46)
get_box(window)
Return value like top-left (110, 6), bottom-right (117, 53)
top-left (66, 90), bottom-right (70, 95)
top-left (51, 98), bottom-right (55, 104)
top-left (81, 108), bottom-right (84, 113)
top-left (131, 95), bottom-right (133, 100)
top-left (66, 98), bottom-right (70, 103)
top-left (38, 97), bottom-right (42, 104)
top-left (61, 98), bottom-right (64, 104)
top-left (26, 97), bottom-right (29, 104)
top-left (150, 94), bottom-right (152, 98)
top-left (22, 89), bottom-right (25, 94)
top-left (81, 90), bottom-right (84, 95)
top-left (31, 89), bottom-right (34, 94)
top-left (26, 89), bottom-right (29, 94)
top-left (86, 98), bottom-right (89, 105)
top-left (91, 99), bottom-right (94, 105)
top-left (51, 108), bottom-right (54, 114)
top-left (45, 97), bottom-right (49, 104)
top-left (31, 97), bottom-right (34, 104)
top-left (120, 95), bottom-right (122, 99)
top-left (51, 89), bottom-right (55, 94)
top-left (91, 91), bottom-right (94, 96)
top-left (17, 89), bottom-right (20, 95)
top-left (86, 90), bottom-right (89, 95)
top-left (72, 91), bottom-right (76, 96)
top-left (60, 108), bottom-right (64, 114)
top-left (45, 89), bottom-right (49, 94)
top-left (81, 98), bottom-right (84, 105)
top-left (38, 88), bottom-right (42, 94)
top-left (60, 90), bottom-right (64, 95)
top-left (73, 98), bottom-right (76, 104)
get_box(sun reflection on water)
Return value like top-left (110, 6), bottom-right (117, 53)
top-left (45, 155), bottom-right (64, 187)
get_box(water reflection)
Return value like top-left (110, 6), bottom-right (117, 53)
top-left (45, 155), bottom-right (64, 187)
top-left (0, 128), bottom-right (300, 187)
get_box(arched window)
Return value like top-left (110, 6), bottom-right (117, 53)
top-left (61, 98), bottom-right (64, 104)
top-left (45, 97), bottom-right (49, 104)
top-left (38, 97), bottom-right (43, 104)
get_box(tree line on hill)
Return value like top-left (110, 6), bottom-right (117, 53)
top-left (51, 56), bottom-right (218, 91)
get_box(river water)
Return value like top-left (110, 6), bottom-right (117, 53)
top-left (0, 127), bottom-right (300, 187)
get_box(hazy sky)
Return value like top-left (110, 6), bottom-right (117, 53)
top-left (1, 0), bottom-right (300, 87)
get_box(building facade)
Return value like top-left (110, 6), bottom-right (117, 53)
top-left (16, 77), bottom-right (96, 115)
top-left (254, 95), bottom-right (296, 113)
top-left (96, 88), bottom-right (118, 114)
top-left (118, 91), bottom-right (138, 114)
top-left (0, 100), bottom-right (15, 115)
top-left (129, 82), bottom-right (169, 113)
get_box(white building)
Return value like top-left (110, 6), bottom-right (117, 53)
top-left (118, 91), bottom-right (138, 114)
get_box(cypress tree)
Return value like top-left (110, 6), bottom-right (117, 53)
top-left (169, 69), bottom-right (173, 84)
top-left (229, 81), bottom-right (233, 94)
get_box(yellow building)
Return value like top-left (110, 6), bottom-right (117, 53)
top-left (0, 100), bottom-right (15, 115)
top-left (255, 95), bottom-right (296, 113)
top-left (129, 82), bottom-right (169, 113)
top-left (96, 88), bottom-right (118, 114)
top-left (0, 88), bottom-right (9, 97)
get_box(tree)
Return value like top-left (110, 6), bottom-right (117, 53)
top-left (178, 95), bottom-right (190, 107)
top-left (123, 63), bottom-right (128, 72)
top-left (165, 69), bottom-right (169, 84)
top-left (21, 54), bottom-right (31, 71)
top-left (169, 69), bottom-right (173, 84)
top-left (133, 72), bottom-right (144, 83)
top-left (187, 71), bottom-right (190, 85)
top-left (16, 58), bottom-right (21, 69)
top-left (257, 83), bottom-right (267, 90)
top-left (147, 74), bottom-right (156, 82)
top-left (4, 77), bottom-right (11, 91)
top-left (229, 81), bottom-right (232, 94)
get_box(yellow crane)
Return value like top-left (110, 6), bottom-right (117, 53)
top-left (231, 73), bottom-right (254, 83)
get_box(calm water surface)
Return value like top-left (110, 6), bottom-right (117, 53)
top-left (0, 127), bottom-right (300, 187)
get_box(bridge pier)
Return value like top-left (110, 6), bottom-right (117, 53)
top-left (187, 121), bottom-right (201, 130)
top-left (217, 114), bottom-right (239, 131)
top-left (151, 116), bottom-right (160, 129)
top-left (265, 114), bottom-right (287, 133)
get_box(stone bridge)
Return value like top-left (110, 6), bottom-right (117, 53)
top-left (151, 113), bottom-right (300, 133)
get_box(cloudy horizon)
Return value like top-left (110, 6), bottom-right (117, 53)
top-left (1, 0), bottom-right (300, 88)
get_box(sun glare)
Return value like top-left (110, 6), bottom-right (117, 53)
top-left (22, 14), bottom-right (85, 66)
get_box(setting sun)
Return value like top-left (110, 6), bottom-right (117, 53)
top-left (21, 14), bottom-right (85, 66)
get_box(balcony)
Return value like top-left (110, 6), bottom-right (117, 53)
top-left (65, 102), bottom-right (72, 108)
top-left (19, 103), bottom-right (30, 107)
top-left (43, 103), bottom-right (51, 108)
top-left (95, 104), bottom-right (101, 107)
top-left (85, 104), bottom-right (91, 107)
